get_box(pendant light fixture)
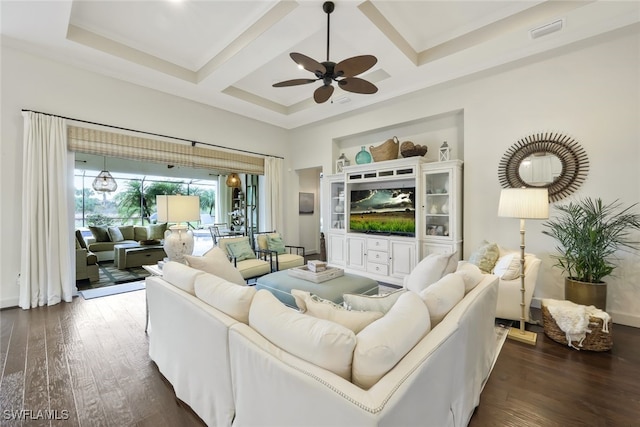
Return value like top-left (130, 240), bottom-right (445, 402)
top-left (226, 173), bottom-right (241, 188)
top-left (92, 157), bottom-right (118, 192)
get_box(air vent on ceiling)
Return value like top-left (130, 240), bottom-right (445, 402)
top-left (530, 19), bottom-right (564, 39)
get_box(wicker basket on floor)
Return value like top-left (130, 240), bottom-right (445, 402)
top-left (541, 304), bottom-right (613, 351)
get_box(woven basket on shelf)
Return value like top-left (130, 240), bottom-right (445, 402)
top-left (541, 304), bottom-right (613, 351)
top-left (400, 140), bottom-right (428, 158)
top-left (370, 136), bottom-right (399, 162)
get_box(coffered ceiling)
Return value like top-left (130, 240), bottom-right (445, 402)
top-left (2, 1), bottom-right (638, 129)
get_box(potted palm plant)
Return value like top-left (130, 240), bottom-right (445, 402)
top-left (542, 197), bottom-right (640, 310)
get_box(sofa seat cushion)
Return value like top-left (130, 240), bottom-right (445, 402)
top-left (419, 273), bottom-right (465, 327)
top-left (275, 253), bottom-right (304, 270)
top-left (352, 291), bottom-right (431, 390)
top-left (291, 290), bottom-right (383, 334)
top-left (249, 290), bottom-right (356, 380)
top-left (194, 274), bottom-right (256, 324)
top-left (185, 247), bottom-right (245, 285)
top-left (162, 261), bottom-right (206, 295)
top-left (237, 259), bottom-right (272, 280)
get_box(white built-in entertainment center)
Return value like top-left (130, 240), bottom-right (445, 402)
top-left (323, 157), bottom-right (462, 286)
top-left (322, 111), bottom-right (464, 285)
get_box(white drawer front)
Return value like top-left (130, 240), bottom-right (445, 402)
top-left (367, 249), bottom-right (388, 264)
top-left (367, 238), bottom-right (389, 251)
top-left (367, 262), bottom-right (389, 276)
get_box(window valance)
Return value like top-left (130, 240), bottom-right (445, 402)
top-left (67, 126), bottom-right (264, 175)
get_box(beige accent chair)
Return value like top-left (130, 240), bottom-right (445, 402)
top-left (217, 235), bottom-right (273, 281)
top-left (254, 231), bottom-right (305, 272)
top-left (494, 247), bottom-right (542, 323)
top-left (75, 230), bottom-right (99, 282)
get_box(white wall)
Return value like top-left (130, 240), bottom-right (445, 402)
top-left (0, 45), bottom-right (288, 308)
top-left (296, 167), bottom-right (321, 254)
top-left (287, 29), bottom-right (640, 326)
top-left (3, 28), bottom-right (639, 326)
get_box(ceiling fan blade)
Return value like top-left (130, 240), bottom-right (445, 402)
top-left (314, 85), bottom-right (334, 104)
top-left (290, 52), bottom-right (326, 76)
top-left (338, 77), bottom-right (378, 94)
top-left (334, 55), bottom-right (377, 77)
top-left (272, 78), bottom-right (317, 88)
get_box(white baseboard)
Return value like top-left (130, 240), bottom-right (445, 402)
top-left (1, 297), bottom-right (19, 309)
top-left (531, 297), bottom-right (640, 328)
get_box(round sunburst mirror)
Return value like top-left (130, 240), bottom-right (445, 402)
top-left (498, 132), bottom-right (589, 202)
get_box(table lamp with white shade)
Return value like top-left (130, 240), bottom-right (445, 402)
top-left (498, 187), bottom-right (549, 345)
top-left (157, 195), bottom-right (200, 264)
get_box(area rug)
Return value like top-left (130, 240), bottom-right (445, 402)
top-left (77, 261), bottom-right (150, 290)
top-left (79, 280), bottom-right (145, 300)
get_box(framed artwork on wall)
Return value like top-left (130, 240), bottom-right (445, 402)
top-left (299, 192), bottom-right (314, 214)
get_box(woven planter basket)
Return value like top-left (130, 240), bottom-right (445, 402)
top-left (542, 304), bottom-right (613, 351)
top-left (370, 136), bottom-right (399, 162)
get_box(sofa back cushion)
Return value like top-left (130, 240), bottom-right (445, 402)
top-left (185, 247), bottom-right (245, 285)
top-left (249, 290), bottom-right (356, 380)
top-left (118, 225), bottom-right (135, 241)
top-left (148, 223), bottom-right (168, 240)
top-left (352, 291), bottom-right (431, 390)
top-left (455, 261), bottom-right (485, 293)
top-left (404, 252), bottom-right (458, 293)
top-left (162, 262), bottom-right (205, 295)
top-left (194, 274), bottom-right (256, 324)
top-left (291, 290), bottom-right (383, 334)
top-left (419, 273), bottom-right (465, 327)
top-left (134, 226), bottom-right (149, 241)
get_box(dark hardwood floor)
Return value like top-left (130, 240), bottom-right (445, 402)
top-left (1, 291), bottom-right (638, 426)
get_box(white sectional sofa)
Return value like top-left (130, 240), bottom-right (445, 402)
top-left (146, 259), bottom-right (499, 427)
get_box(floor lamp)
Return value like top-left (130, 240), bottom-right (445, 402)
top-left (157, 195), bottom-right (201, 264)
top-left (498, 188), bottom-right (549, 345)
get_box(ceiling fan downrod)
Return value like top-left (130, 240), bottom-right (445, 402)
top-left (324, 1), bottom-right (334, 62)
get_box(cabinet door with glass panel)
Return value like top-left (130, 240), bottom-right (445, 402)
top-left (329, 177), bottom-right (346, 232)
top-left (421, 160), bottom-right (463, 256)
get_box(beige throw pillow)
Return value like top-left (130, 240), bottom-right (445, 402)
top-left (292, 290), bottom-right (383, 334)
top-left (107, 226), bottom-right (125, 242)
top-left (194, 274), bottom-right (256, 324)
top-left (249, 290), bottom-right (356, 380)
top-left (185, 247), bottom-right (245, 285)
top-left (468, 241), bottom-right (500, 273)
top-left (352, 291), bottom-right (431, 390)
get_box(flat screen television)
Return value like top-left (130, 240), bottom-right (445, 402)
top-left (350, 187), bottom-right (415, 236)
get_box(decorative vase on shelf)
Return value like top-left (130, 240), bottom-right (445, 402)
top-left (430, 205), bottom-right (438, 214)
top-left (441, 203), bottom-right (449, 214)
top-left (355, 146), bottom-right (372, 164)
top-left (334, 204), bottom-right (344, 213)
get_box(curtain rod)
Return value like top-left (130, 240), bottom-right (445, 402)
top-left (21, 109), bottom-right (284, 160)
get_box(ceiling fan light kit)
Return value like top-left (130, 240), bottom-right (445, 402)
top-left (272, 1), bottom-right (378, 104)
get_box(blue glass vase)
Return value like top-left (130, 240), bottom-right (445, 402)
top-left (355, 146), bottom-right (372, 164)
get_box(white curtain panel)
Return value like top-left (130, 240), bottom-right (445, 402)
top-left (264, 157), bottom-right (283, 232)
top-left (20, 112), bottom-right (74, 309)
top-left (217, 175), bottom-right (231, 227)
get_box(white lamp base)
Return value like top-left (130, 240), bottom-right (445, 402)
top-left (163, 225), bottom-right (194, 264)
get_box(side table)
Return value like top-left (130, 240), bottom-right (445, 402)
top-left (142, 264), bottom-right (163, 333)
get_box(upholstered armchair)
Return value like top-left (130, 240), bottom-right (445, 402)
top-left (216, 235), bottom-right (273, 281)
top-left (254, 231), bottom-right (305, 272)
top-left (494, 251), bottom-right (542, 323)
top-left (75, 230), bottom-right (99, 282)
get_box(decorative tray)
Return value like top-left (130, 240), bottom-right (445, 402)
top-left (288, 266), bottom-right (344, 283)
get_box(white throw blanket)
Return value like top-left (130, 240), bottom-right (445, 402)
top-left (542, 298), bottom-right (611, 350)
